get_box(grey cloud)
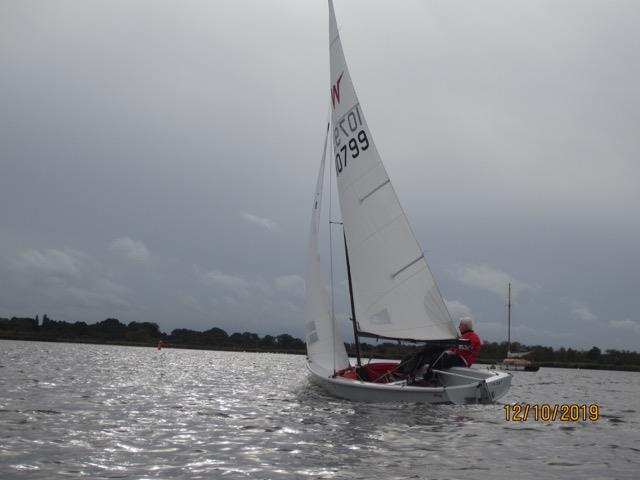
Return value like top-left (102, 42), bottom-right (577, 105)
top-left (199, 269), bottom-right (251, 291)
top-left (608, 319), bottom-right (640, 335)
top-left (4, 246), bottom-right (133, 319)
top-left (453, 264), bottom-right (538, 300)
top-left (274, 274), bottom-right (305, 298)
top-left (110, 237), bottom-right (150, 263)
top-left (13, 249), bottom-right (86, 279)
top-left (240, 212), bottom-right (278, 231)
top-left (571, 301), bottom-right (597, 323)
top-left (444, 299), bottom-right (473, 322)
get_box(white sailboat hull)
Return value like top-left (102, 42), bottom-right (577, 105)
top-left (307, 360), bottom-right (512, 405)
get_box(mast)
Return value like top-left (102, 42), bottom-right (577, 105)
top-left (343, 230), bottom-right (362, 367)
top-left (507, 283), bottom-right (511, 355)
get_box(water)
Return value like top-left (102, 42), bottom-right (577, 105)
top-left (1, 340), bottom-right (638, 479)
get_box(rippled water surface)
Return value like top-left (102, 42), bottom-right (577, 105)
top-left (1, 340), bottom-right (639, 479)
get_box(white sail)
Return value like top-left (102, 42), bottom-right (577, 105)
top-left (304, 123), bottom-right (350, 372)
top-left (328, 0), bottom-right (457, 341)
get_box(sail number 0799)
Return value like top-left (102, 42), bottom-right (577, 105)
top-left (335, 130), bottom-right (369, 175)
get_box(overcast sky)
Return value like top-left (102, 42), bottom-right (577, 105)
top-left (1, 0), bottom-right (639, 351)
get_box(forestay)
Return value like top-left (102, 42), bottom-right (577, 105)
top-left (303, 123), bottom-right (350, 372)
top-left (328, 0), bottom-right (457, 341)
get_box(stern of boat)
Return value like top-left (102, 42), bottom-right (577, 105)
top-left (440, 367), bottom-right (512, 404)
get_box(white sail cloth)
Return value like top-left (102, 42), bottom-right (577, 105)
top-left (328, 0), bottom-right (457, 341)
top-left (303, 123), bottom-right (350, 372)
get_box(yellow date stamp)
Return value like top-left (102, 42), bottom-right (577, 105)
top-left (504, 403), bottom-right (600, 422)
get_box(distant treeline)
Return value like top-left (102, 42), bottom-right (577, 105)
top-left (478, 341), bottom-right (640, 371)
top-left (1, 315), bottom-right (640, 370)
top-left (0, 315), bottom-right (305, 353)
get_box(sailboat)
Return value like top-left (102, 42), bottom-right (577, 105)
top-left (303, 0), bottom-right (512, 404)
top-left (498, 284), bottom-right (540, 372)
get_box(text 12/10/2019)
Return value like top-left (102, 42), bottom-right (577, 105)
top-left (504, 403), bottom-right (600, 422)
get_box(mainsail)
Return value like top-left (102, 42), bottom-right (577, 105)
top-left (303, 123), bottom-right (350, 372)
top-left (328, 0), bottom-right (457, 341)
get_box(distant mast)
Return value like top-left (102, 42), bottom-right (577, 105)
top-left (507, 283), bottom-right (511, 355)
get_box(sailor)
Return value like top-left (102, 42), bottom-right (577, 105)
top-left (434, 317), bottom-right (482, 369)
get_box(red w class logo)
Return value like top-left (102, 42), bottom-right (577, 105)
top-left (331, 72), bottom-right (344, 108)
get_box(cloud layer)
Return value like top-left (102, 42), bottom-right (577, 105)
top-left (240, 212), bottom-right (277, 231)
top-left (1, 0), bottom-right (638, 350)
top-left (110, 237), bottom-right (151, 263)
top-left (453, 264), bottom-right (537, 300)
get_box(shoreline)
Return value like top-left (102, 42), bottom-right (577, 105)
top-left (0, 334), bottom-right (306, 356)
top-left (3, 335), bottom-right (639, 372)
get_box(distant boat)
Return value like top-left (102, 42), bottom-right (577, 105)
top-left (302, 0), bottom-right (512, 404)
top-left (498, 284), bottom-right (539, 372)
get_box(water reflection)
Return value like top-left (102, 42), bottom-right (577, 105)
top-left (0, 340), bottom-right (638, 479)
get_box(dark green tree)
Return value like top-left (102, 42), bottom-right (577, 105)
top-left (587, 346), bottom-right (602, 362)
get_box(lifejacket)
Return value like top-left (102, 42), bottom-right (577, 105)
top-left (449, 330), bottom-right (481, 367)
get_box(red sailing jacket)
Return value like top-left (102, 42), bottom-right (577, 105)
top-left (450, 330), bottom-right (481, 367)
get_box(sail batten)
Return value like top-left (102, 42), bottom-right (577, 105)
top-left (391, 255), bottom-right (425, 279)
top-left (328, 0), bottom-right (457, 341)
top-left (360, 180), bottom-right (390, 203)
